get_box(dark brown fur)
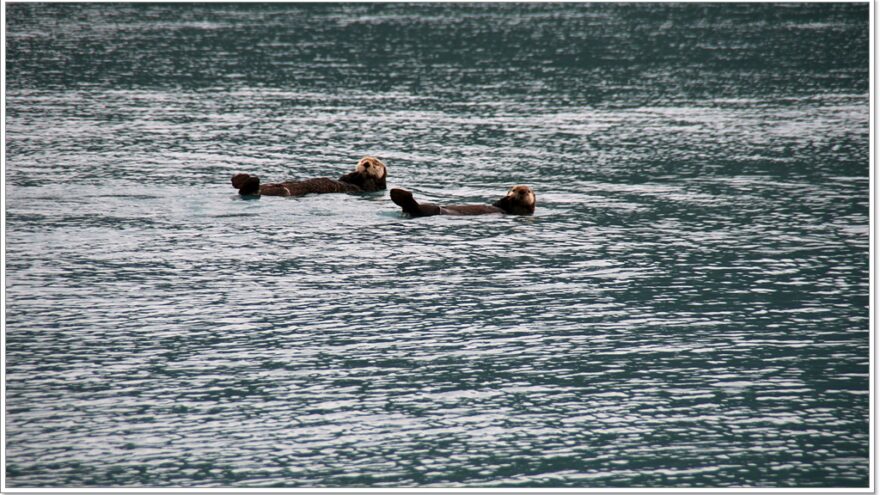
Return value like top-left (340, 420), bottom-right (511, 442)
top-left (390, 186), bottom-right (536, 217)
top-left (232, 157), bottom-right (387, 197)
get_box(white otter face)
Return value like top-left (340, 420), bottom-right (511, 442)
top-left (355, 156), bottom-right (387, 180)
top-left (507, 185), bottom-right (536, 206)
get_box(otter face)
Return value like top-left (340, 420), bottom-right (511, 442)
top-left (507, 185), bottom-right (536, 208)
top-left (493, 185), bottom-right (536, 215)
top-left (355, 156), bottom-right (387, 180)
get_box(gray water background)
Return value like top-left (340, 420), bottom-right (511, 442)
top-left (4, 2), bottom-right (870, 488)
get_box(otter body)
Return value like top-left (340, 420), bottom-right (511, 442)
top-left (232, 175), bottom-right (369, 197)
top-left (232, 156), bottom-right (387, 197)
top-left (391, 186), bottom-right (536, 217)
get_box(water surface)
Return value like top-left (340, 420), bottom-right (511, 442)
top-left (4, 2), bottom-right (870, 488)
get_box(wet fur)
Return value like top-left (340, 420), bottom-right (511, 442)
top-left (391, 186), bottom-right (536, 217)
top-left (232, 156), bottom-right (387, 197)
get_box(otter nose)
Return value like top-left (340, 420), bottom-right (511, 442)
top-left (363, 162), bottom-right (370, 168)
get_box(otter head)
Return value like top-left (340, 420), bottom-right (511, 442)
top-left (340, 156), bottom-right (388, 191)
top-left (493, 185), bottom-right (536, 215)
top-left (355, 156), bottom-right (387, 181)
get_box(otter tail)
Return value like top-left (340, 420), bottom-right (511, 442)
top-left (232, 174), bottom-right (261, 196)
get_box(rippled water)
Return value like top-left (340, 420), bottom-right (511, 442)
top-left (4, 3), bottom-right (870, 489)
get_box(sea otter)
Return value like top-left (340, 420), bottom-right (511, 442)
top-left (231, 156), bottom-right (387, 197)
top-left (390, 185), bottom-right (536, 217)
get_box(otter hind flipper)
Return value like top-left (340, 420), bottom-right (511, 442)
top-left (391, 188), bottom-right (443, 217)
top-left (231, 173), bottom-right (252, 189)
top-left (237, 175), bottom-right (261, 197)
top-left (390, 188), bottom-right (420, 214)
top-left (391, 188), bottom-right (426, 217)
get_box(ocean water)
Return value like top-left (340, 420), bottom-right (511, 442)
top-left (4, 3), bottom-right (870, 489)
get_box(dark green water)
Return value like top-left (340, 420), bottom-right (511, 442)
top-left (4, 2), bottom-right (870, 488)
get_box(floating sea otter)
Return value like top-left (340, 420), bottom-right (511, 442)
top-left (231, 156), bottom-right (387, 197)
top-left (390, 185), bottom-right (536, 217)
